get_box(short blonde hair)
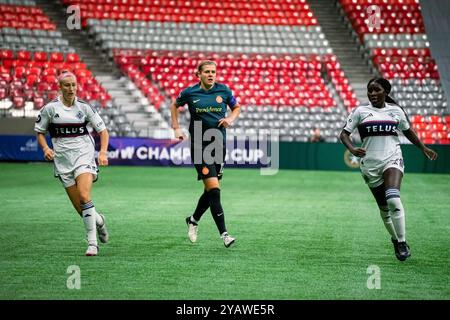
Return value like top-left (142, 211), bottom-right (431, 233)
top-left (197, 60), bottom-right (217, 73)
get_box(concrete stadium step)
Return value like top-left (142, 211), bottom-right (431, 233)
top-left (309, 0), bottom-right (374, 104)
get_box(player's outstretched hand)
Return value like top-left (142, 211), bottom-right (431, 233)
top-left (174, 128), bottom-right (187, 141)
top-left (43, 147), bottom-right (54, 161)
top-left (351, 147), bottom-right (366, 158)
top-left (218, 117), bottom-right (233, 128)
top-left (98, 151), bottom-right (109, 166)
top-left (423, 147), bottom-right (438, 161)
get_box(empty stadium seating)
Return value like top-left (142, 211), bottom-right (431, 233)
top-left (1, 0), bottom-right (447, 143)
top-left (0, 49), bottom-right (112, 114)
top-left (0, 1), bottom-right (112, 118)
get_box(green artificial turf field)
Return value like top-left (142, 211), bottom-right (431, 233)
top-left (0, 163), bottom-right (449, 299)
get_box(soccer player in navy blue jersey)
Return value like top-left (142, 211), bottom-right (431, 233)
top-left (340, 77), bottom-right (437, 261)
top-left (170, 60), bottom-right (241, 248)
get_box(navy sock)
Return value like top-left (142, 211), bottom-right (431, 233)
top-left (192, 190), bottom-right (209, 222)
top-left (207, 188), bottom-right (227, 235)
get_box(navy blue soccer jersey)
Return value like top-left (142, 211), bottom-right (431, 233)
top-left (175, 83), bottom-right (238, 140)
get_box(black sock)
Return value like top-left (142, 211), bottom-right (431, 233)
top-left (192, 190), bottom-right (209, 222)
top-left (207, 188), bottom-right (227, 235)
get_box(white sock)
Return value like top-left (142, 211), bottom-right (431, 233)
top-left (379, 206), bottom-right (398, 240)
top-left (96, 212), bottom-right (104, 227)
top-left (386, 189), bottom-right (406, 242)
top-left (81, 201), bottom-right (97, 246)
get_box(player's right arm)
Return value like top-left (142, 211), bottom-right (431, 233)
top-left (339, 107), bottom-right (366, 157)
top-left (171, 89), bottom-right (188, 140)
top-left (340, 130), bottom-right (366, 157)
top-left (36, 132), bottom-right (54, 161)
top-left (34, 105), bottom-right (54, 161)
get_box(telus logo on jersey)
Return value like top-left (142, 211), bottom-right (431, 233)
top-left (358, 121), bottom-right (398, 139)
top-left (48, 122), bottom-right (88, 138)
top-left (55, 127), bottom-right (85, 135)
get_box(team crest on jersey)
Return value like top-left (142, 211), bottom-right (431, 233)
top-left (216, 96), bottom-right (223, 103)
top-left (388, 112), bottom-right (399, 121)
top-left (36, 115), bottom-right (41, 123)
top-left (76, 111), bottom-right (84, 119)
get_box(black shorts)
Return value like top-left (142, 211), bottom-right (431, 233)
top-left (191, 143), bottom-right (226, 181)
top-left (194, 163), bottom-right (224, 181)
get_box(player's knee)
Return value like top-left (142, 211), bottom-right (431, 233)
top-left (207, 188), bottom-right (221, 199)
top-left (207, 188), bottom-right (222, 213)
top-left (78, 191), bottom-right (91, 204)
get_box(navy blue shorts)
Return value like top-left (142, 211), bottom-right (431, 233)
top-left (194, 163), bottom-right (224, 181)
top-left (191, 144), bottom-right (226, 181)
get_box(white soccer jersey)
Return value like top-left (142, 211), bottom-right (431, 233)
top-left (34, 96), bottom-right (106, 175)
top-left (343, 102), bottom-right (410, 165)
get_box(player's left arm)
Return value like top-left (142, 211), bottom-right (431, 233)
top-left (398, 107), bottom-right (437, 160)
top-left (218, 103), bottom-right (241, 128)
top-left (402, 128), bottom-right (438, 160)
top-left (85, 104), bottom-right (109, 165)
top-left (97, 129), bottom-right (109, 166)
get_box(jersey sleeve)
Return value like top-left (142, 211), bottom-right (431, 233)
top-left (85, 104), bottom-right (106, 132)
top-left (398, 108), bottom-right (411, 131)
top-left (34, 105), bottom-right (51, 134)
top-left (343, 107), bottom-right (360, 133)
top-left (175, 88), bottom-right (189, 107)
top-left (225, 86), bottom-right (238, 109)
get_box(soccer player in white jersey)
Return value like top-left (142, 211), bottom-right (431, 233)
top-left (340, 77), bottom-right (437, 261)
top-left (35, 70), bottom-right (110, 256)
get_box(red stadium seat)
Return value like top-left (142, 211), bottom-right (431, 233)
top-left (13, 96), bottom-right (25, 109)
top-left (46, 90), bottom-right (58, 100)
top-left (33, 97), bottom-right (44, 109)
top-left (66, 53), bottom-right (80, 63)
top-left (0, 87), bottom-right (6, 100)
top-left (17, 50), bottom-right (31, 61)
top-left (50, 52), bottom-right (64, 62)
top-left (33, 51), bottom-right (48, 62)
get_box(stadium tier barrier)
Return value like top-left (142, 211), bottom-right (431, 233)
top-left (1, 134), bottom-right (449, 173)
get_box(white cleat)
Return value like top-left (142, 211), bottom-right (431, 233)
top-left (221, 233), bottom-right (235, 248)
top-left (186, 217), bottom-right (198, 243)
top-left (97, 214), bottom-right (109, 244)
top-left (85, 244), bottom-right (98, 256)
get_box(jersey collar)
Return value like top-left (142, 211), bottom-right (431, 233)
top-left (58, 95), bottom-right (77, 108)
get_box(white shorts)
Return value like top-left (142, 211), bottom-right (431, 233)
top-left (58, 164), bottom-right (98, 188)
top-left (360, 153), bottom-right (404, 188)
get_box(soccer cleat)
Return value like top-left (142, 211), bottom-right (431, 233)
top-left (85, 244), bottom-right (98, 256)
top-left (186, 217), bottom-right (198, 243)
top-left (391, 238), bottom-right (399, 256)
top-left (221, 233), bottom-right (235, 248)
top-left (396, 241), bottom-right (411, 261)
top-left (97, 214), bottom-right (109, 243)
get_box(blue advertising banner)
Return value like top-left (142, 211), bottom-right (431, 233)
top-left (0, 135), bottom-right (271, 168)
top-left (102, 137), bottom-right (269, 167)
top-left (0, 135), bottom-right (49, 161)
